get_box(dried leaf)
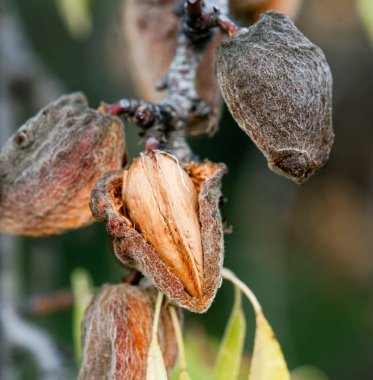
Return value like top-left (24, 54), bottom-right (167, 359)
top-left (214, 286), bottom-right (246, 380)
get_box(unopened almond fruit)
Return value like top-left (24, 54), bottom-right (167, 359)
top-left (216, 11), bottom-right (333, 184)
top-left (79, 283), bottom-right (180, 380)
top-left (0, 92), bottom-right (126, 236)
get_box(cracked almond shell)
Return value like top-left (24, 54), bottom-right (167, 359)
top-left (90, 153), bottom-right (227, 313)
top-left (216, 11), bottom-right (334, 184)
top-left (0, 92), bottom-right (126, 236)
top-left (79, 283), bottom-right (180, 380)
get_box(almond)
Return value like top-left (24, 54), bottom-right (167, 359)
top-left (0, 92), bottom-right (126, 236)
top-left (90, 156), bottom-right (227, 312)
top-left (216, 11), bottom-right (333, 184)
top-left (123, 152), bottom-right (203, 298)
top-left (79, 283), bottom-right (180, 380)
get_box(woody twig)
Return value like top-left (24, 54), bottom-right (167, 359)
top-left (103, 0), bottom-right (237, 161)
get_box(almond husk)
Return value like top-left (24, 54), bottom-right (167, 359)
top-left (0, 92), bottom-right (126, 236)
top-left (79, 283), bottom-right (180, 380)
top-left (90, 155), bottom-right (227, 313)
top-left (216, 11), bottom-right (333, 184)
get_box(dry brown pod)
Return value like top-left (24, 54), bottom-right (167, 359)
top-left (216, 11), bottom-right (334, 184)
top-left (90, 151), bottom-right (227, 312)
top-left (79, 283), bottom-right (180, 380)
top-left (123, 0), bottom-right (222, 136)
top-left (0, 92), bottom-right (126, 236)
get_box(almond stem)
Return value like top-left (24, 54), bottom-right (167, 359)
top-left (221, 267), bottom-right (262, 314)
top-left (169, 305), bottom-right (188, 374)
top-left (152, 291), bottom-right (164, 338)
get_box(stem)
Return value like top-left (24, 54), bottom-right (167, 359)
top-left (221, 268), bottom-right (262, 314)
top-left (104, 0), bottom-right (236, 161)
top-left (152, 291), bottom-right (164, 338)
top-left (215, 15), bottom-right (240, 37)
top-left (233, 282), bottom-right (242, 311)
top-left (169, 306), bottom-right (188, 374)
top-left (185, 0), bottom-right (203, 22)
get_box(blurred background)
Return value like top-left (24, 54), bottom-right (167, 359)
top-left (1, 0), bottom-right (373, 379)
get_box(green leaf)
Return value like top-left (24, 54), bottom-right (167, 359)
top-left (71, 268), bottom-right (93, 363)
top-left (55, 0), bottom-right (92, 39)
top-left (146, 337), bottom-right (169, 380)
top-left (221, 268), bottom-right (290, 380)
top-left (213, 285), bottom-right (246, 380)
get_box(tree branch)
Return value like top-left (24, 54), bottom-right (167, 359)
top-left (103, 0), bottom-right (237, 161)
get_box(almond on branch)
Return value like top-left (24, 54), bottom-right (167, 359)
top-left (79, 283), bottom-right (180, 380)
top-left (0, 92), bottom-right (126, 236)
top-left (216, 11), bottom-right (333, 184)
top-left (90, 151), bottom-right (227, 312)
top-left (123, 0), bottom-right (223, 136)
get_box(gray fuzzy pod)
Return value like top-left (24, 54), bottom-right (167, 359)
top-left (216, 11), bottom-right (334, 184)
top-left (0, 93), bottom-right (126, 236)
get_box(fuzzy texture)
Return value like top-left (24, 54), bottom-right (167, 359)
top-left (0, 92), bottom-right (126, 236)
top-left (79, 283), bottom-right (180, 380)
top-left (216, 11), bottom-right (334, 184)
top-left (89, 160), bottom-right (227, 313)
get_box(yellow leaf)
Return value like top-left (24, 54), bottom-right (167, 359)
top-left (146, 292), bottom-right (168, 380)
top-left (146, 337), bottom-right (168, 380)
top-left (179, 370), bottom-right (192, 380)
top-left (56, 0), bottom-right (92, 39)
top-left (357, 0), bottom-right (373, 47)
top-left (221, 268), bottom-right (290, 380)
top-left (249, 311), bottom-right (290, 380)
top-left (71, 268), bottom-right (93, 363)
